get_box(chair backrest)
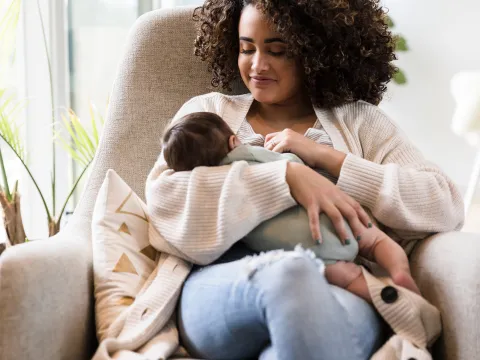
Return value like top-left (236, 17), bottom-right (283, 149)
top-left (73, 6), bottom-right (247, 227)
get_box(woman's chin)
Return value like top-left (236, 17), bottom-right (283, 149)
top-left (250, 89), bottom-right (280, 105)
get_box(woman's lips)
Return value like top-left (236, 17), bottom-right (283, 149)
top-left (250, 76), bottom-right (276, 86)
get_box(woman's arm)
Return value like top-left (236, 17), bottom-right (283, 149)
top-left (146, 94), bottom-right (296, 265)
top-left (146, 155), bottom-right (295, 265)
top-left (325, 103), bottom-right (464, 233)
top-left (149, 95), bottom-right (373, 264)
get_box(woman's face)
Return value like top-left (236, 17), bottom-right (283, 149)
top-left (238, 5), bottom-right (304, 105)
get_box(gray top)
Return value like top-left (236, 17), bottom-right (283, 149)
top-left (220, 144), bottom-right (304, 166)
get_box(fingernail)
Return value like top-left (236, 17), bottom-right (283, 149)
top-left (345, 239), bottom-right (350, 245)
top-left (356, 235), bottom-right (361, 242)
top-left (368, 222), bottom-right (373, 228)
top-left (316, 239), bottom-right (322, 245)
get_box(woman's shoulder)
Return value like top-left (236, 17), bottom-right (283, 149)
top-left (181, 92), bottom-right (252, 110)
top-left (178, 92), bottom-right (222, 110)
top-left (333, 100), bottom-right (385, 121)
top-left (332, 100), bottom-right (401, 135)
top-left (175, 92), bottom-right (253, 129)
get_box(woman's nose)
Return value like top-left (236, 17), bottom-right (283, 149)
top-left (252, 52), bottom-right (269, 73)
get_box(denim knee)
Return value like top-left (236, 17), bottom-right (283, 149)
top-left (246, 251), bottom-right (327, 301)
top-left (272, 255), bottom-right (320, 284)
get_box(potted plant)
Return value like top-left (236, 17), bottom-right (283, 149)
top-left (0, 0), bottom-right (104, 254)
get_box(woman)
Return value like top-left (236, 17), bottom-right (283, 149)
top-left (146, 0), bottom-right (464, 359)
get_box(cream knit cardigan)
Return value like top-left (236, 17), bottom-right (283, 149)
top-left (93, 92), bottom-right (464, 360)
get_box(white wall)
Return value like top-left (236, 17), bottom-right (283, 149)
top-left (380, 0), bottom-right (479, 193)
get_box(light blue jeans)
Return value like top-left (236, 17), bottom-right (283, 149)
top-left (178, 243), bottom-right (384, 360)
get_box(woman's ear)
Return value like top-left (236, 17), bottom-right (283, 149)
top-left (229, 135), bottom-right (241, 150)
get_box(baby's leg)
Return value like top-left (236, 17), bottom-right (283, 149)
top-left (326, 226), bottom-right (422, 301)
top-left (358, 227), bottom-right (420, 295)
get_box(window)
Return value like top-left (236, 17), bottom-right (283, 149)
top-left (68, 0), bottom-right (203, 123)
top-left (0, 0), bottom-right (25, 242)
top-left (67, 0), bottom-right (203, 205)
top-left (2, 0), bottom-right (204, 240)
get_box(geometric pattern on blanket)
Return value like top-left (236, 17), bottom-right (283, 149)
top-left (92, 169), bottom-right (158, 341)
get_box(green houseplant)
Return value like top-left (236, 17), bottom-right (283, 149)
top-left (0, 0), bottom-right (104, 252)
top-left (386, 15), bottom-right (409, 85)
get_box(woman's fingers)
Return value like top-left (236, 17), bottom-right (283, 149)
top-left (272, 140), bottom-right (288, 153)
top-left (322, 202), bottom-right (349, 244)
top-left (307, 203), bottom-right (322, 244)
top-left (265, 138), bottom-right (288, 153)
top-left (264, 139), bottom-right (276, 151)
top-left (264, 132), bottom-right (279, 144)
top-left (264, 132), bottom-right (280, 150)
top-left (357, 205), bottom-right (372, 228)
top-left (345, 197), bottom-right (371, 228)
top-left (336, 201), bottom-right (366, 240)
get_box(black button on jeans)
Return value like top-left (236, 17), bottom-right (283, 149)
top-left (381, 286), bottom-right (398, 304)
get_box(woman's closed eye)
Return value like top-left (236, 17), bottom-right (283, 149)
top-left (269, 50), bottom-right (286, 57)
top-left (239, 48), bottom-right (286, 56)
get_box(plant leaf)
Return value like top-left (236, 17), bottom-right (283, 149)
top-left (0, 90), bottom-right (25, 161)
top-left (0, 0), bottom-right (22, 66)
top-left (393, 69), bottom-right (407, 85)
top-left (56, 115), bottom-right (89, 167)
top-left (395, 36), bottom-right (409, 52)
top-left (64, 112), bottom-right (91, 162)
top-left (55, 133), bottom-right (88, 167)
top-left (385, 15), bottom-right (394, 28)
top-left (55, 105), bottom-right (105, 168)
top-left (11, 179), bottom-right (18, 197)
top-left (70, 111), bottom-right (95, 159)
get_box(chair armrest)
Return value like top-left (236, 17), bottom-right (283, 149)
top-left (410, 231), bottom-right (480, 360)
top-left (0, 225), bottom-right (96, 360)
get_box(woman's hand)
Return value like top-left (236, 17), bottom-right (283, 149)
top-left (285, 162), bottom-right (371, 243)
top-left (265, 129), bottom-right (347, 177)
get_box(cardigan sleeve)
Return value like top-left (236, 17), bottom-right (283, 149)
top-left (336, 102), bottom-right (464, 234)
top-left (145, 95), bottom-right (296, 265)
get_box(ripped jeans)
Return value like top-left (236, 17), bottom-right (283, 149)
top-left (178, 242), bottom-right (384, 360)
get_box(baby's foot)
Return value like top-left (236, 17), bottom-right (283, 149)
top-left (326, 262), bottom-right (372, 302)
top-left (325, 261), bottom-right (362, 289)
top-left (391, 270), bottom-right (421, 295)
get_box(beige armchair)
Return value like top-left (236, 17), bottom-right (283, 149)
top-left (0, 7), bottom-right (479, 360)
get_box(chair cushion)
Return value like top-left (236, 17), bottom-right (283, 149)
top-left (92, 169), bottom-right (157, 341)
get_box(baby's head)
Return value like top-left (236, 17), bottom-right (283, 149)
top-left (162, 112), bottom-right (241, 171)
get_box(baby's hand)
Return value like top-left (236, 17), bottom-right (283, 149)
top-left (264, 129), bottom-right (320, 167)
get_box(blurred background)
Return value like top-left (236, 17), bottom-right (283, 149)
top-left (0, 0), bottom-right (479, 242)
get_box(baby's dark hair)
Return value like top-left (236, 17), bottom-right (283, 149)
top-left (162, 112), bottom-right (234, 171)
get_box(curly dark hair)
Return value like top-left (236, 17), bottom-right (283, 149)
top-left (193, 0), bottom-right (397, 108)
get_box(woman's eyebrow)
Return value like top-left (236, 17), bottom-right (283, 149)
top-left (239, 36), bottom-right (285, 43)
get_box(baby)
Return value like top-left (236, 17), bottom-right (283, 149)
top-left (162, 111), bottom-right (420, 301)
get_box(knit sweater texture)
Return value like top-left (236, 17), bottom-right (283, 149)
top-left (92, 92), bottom-right (463, 360)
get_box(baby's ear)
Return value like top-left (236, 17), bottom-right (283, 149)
top-left (229, 135), bottom-right (241, 150)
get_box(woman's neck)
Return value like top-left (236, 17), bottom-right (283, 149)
top-left (250, 94), bottom-right (316, 127)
